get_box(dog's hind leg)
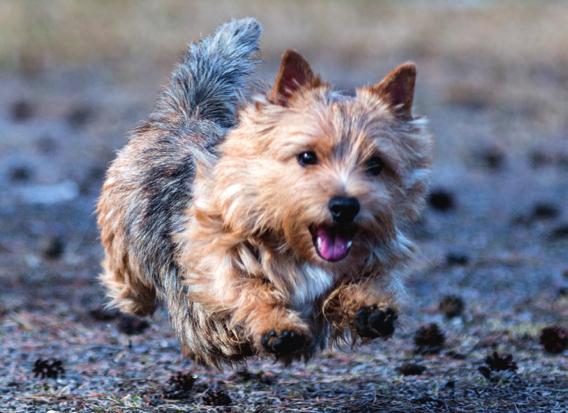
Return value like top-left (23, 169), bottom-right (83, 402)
top-left (99, 257), bottom-right (157, 317)
top-left (97, 198), bottom-right (158, 317)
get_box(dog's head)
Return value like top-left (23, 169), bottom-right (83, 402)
top-left (201, 50), bottom-right (432, 271)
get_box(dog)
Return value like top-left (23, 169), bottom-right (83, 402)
top-left (97, 18), bottom-right (432, 366)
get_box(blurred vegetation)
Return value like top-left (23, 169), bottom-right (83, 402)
top-left (1, 0), bottom-right (567, 71)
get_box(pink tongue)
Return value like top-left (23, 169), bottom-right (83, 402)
top-left (315, 226), bottom-right (352, 262)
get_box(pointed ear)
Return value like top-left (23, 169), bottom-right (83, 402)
top-left (370, 62), bottom-right (416, 120)
top-left (270, 49), bottom-right (319, 105)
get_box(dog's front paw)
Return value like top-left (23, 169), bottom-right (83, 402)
top-left (354, 306), bottom-right (397, 339)
top-left (261, 329), bottom-right (310, 358)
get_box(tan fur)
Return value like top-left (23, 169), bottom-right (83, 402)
top-left (98, 45), bottom-right (431, 366)
top-left (98, 137), bottom-right (162, 317)
top-left (323, 281), bottom-right (396, 340)
top-left (175, 55), bottom-right (430, 362)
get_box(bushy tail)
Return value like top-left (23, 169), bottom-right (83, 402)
top-left (156, 18), bottom-right (262, 128)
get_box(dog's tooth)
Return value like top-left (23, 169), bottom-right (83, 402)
top-left (317, 236), bottom-right (323, 251)
top-left (347, 240), bottom-right (353, 249)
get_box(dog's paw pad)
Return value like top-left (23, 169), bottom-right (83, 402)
top-left (261, 329), bottom-right (309, 356)
top-left (354, 306), bottom-right (397, 339)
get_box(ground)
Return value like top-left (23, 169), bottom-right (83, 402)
top-left (0, 2), bottom-right (567, 412)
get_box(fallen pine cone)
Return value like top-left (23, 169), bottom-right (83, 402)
top-left (439, 295), bottom-right (465, 318)
top-left (163, 371), bottom-right (196, 399)
top-left (33, 358), bottom-right (65, 379)
top-left (398, 362), bottom-right (426, 376)
top-left (475, 146), bottom-right (505, 171)
top-left (427, 189), bottom-right (456, 212)
top-left (10, 99), bottom-right (35, 122)
top-left (531, 202), bottom-right (560, 220)
top-left (40, 236), bottom-right (65, 260)
top-left (231, 368), bottom-right (275, 385)
top-left (446, 252), bottom-right (470, 267)
top-left (9, 165), bottom-right (33, 182)
top-left (540, 326), bottom-right (568, 354)
top-left (478, 351), bottom-right (518, 381)
top-left (117, 315), bottom-right (150, 335)
top-left (484, 351), bottom-right (518, 372)
top-left (549, 224), bottom-right (568, 241)
top-left (414, 323), bottom-right (445, 354)
top-left (202, 385), bottom-right (232, 406)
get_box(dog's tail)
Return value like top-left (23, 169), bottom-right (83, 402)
top-left (155, 18), bottom-right (262, 129)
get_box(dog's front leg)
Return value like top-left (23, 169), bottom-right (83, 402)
top-left (223, 278), bottom-right (313, 361)
top-left (323, 281), bottom-right (398, 341)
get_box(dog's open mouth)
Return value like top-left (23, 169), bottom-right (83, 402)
top-left (311, 224), bottom-right (355, 262)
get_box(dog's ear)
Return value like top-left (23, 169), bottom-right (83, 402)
top-left (369, 63), bottom-right (416, 120)
top-left (270, 49), bottom-right (319, 105)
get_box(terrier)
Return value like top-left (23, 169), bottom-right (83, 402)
top-left (97, 18), bottom-right (432, 366)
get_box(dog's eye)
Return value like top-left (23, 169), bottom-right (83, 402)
top-left (365, 156), bottom-right (384, 176)
top-left (297, 151), bottom-right (318, 166)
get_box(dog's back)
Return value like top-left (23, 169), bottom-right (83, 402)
top-left (97, 18), bottom-right (261, 317)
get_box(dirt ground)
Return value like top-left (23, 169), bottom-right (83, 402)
top-left (0, 2), bottom-right (567, 412)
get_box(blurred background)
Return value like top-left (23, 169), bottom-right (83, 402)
top-left (1, 1), bottom-right (567, 412)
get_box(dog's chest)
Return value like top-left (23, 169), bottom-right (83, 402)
top-left (291, 265), bottom-right (334, 309)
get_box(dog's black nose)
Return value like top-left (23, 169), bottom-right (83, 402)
top-left (328, 196), bottom-right (360, 224)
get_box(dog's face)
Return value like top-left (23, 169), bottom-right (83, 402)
top-left (207, 51), bottom-right (431, 270)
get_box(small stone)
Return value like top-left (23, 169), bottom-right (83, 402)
top-left (10, 100), bottom-right (34, 122)
top-left (540, 326), bottom-right (568, 354)
top-left (40, 236), bottom-right (65, 260)
top-left (414, 323), bottom-right (446, 354)
top-left (398, 362), bottom-right (426, 376)
top-left (117, 315), bottom-right (150, 335)
top-left (427, 189), bottom-right (455, 212)
top-left (439, 295), bottom-right (465, 318)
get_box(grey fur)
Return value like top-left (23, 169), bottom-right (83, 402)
top-left (98, 18), bottom-right (262, 364)
top-left (156, 17), bottom-right (262, 129)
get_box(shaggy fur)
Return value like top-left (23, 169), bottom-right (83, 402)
top-left (97, 18), bottom-right (432, 366)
